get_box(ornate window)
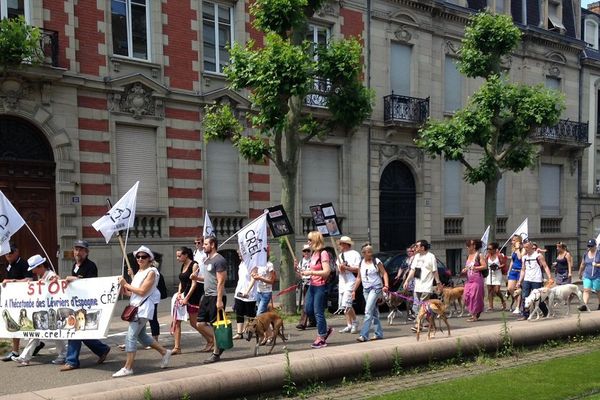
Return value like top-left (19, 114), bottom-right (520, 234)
top-left (0, 0), bottom-right (29, 22)
top-left (111, 0), bottom-right (151, 60)
top-left (585, 19), bottom-right (599, 50)
top-left (202, 1), bottom-right (233, 73)
top-left (444, 57), bottom-right (463, 114)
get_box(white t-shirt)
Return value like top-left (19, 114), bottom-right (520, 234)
top-left (337, 249), bottom-right (361, 291)
top-left (360, 258), bottom-right (383, 289)
top-left (522, 251), bottom-right (543, 283)
top-left (234, 261), bottom-right (257, 302)
top-left (130, 267), bottom-right (159, 319)
top-left (256, 262), bottom-right (274, 293)
top-left (411, 252), bottom-right (437, 293)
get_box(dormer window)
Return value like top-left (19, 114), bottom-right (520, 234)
top-left (547, 0), bottom-right (566, 33)
top-left (585, 19), bottom-right (599, 50)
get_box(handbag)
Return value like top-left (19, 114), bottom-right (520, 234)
top-left (212, 309), bottom-right (234, 350)
top-left (121, 296), bottom-right (150, 322)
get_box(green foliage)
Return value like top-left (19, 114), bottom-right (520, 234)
top-left (327, 80), bottom-right (374, 131)
top-left (202, 104), bottom-right (243, 141)
top-left (361, 354), bottom-right (372, 381)
top-left (143, 387), bottom-right (152, 400)
top-left (282, 348), bottom-right (297, 397)
top-left (459, 12), bottom-right (521, 78)
top-left (234, 136), bottom-right (271, 162)
top-left (0, 16), bottom-right (43, 67)
top-left (391, 347), bottom-right (403, 376)
top-left (316, 38), bottom-right (363, 84)
top-left (251, 0), bottom-right (308, 35)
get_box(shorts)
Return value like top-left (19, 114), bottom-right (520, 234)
top-left (233, 298), bottom-right (257, 319)
top-left (508, 269), bottom-right (521, 281)
top-left (583, 277), bottom-right (600, 292)
top-left (339, 290), bottom-right (353, 310)
top-left (186, 304), bottom-right (199, 315)
top-left (198, 295), bottom-right (227, 323)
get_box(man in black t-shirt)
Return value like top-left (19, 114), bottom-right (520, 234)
top-left (1, 244), bottom-right (33, 361)
top-left (59, 240), bottom-right (110, 371)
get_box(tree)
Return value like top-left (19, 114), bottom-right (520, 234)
top-left (202, 0), bottom-right (373, 313)
top-left (0, 16), bottom-right (43, 70)
top-left (416, 12), bottom-right (565, 242)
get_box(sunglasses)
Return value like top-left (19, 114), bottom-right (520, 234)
top-left (136, 255), bottom-right (149, 260)
top-left (195, 241), bottom-right (202, 244)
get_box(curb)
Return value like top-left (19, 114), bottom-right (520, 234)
top-left (5, 313), bottom-right (600, 400)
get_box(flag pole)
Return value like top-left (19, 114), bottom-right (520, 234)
top-left (220, 210), bottom-right (268, 247)
top-left (24, 223), bottom-right (56, 272)
top-left (283, 236), bottom-right (297, 263)
top-left (106, 199), bottom-right (133, 277)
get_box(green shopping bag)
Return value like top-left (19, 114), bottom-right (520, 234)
top-left (213, 309), bottom-right (234, 350)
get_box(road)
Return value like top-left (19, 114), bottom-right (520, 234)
top-left (0, 292), bottom-right (595, 397)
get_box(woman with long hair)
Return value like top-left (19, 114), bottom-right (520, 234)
top-left (114, 246), bottom-right (171, 377)
top-left (485, 242), bottom-right (506, 311)
top-left (300, 231), bottom-right (332, 349)
top-left (461, 239), bottom-right (486, 322)
top-left (554, 242), bottom-right (573, 285)
top-left (507, 235), bottom-right (525, 314)
top-left (171, 246), bottom-right (203, 355)
top-left (352, 244), bottom-right (389, 342)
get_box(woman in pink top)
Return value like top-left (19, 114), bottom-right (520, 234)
top-left (300, 231), bottom-right (333, 349)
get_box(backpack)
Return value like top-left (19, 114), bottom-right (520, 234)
top-left (475, 252), bottom-right (489, 278)
top-left (315, 250), bottom-right (335, 285)
top-left (499, 253), bottom-right (509, 275)
top-left (157, 273), bottom-right (168, 299)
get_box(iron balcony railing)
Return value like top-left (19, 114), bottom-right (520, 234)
top-left (304, 78), bottom-right (330, 108)
top-left (383, 93), bottom-right (430, 124)
top-left (532, 119), bottom-right (588, 144)
top-left (40, 28), bottom-right (59, 67)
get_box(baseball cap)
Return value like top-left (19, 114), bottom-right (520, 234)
top-left (73, 239), bottom-right (89, 249)
top-left (587, 239), bottom-right (597, 248)
top-left (302, 244), bottom-right (311, 252)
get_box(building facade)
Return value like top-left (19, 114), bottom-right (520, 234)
top-left (0, 0), bottom-right (597, 286)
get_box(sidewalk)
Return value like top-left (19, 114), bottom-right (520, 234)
top-left (5, 310), bottom-right (600, 400)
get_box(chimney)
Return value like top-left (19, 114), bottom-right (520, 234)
top-left (589, 1), bottom-right (600, 14)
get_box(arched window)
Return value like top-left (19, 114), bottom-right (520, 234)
top-left (585, 19), bottom-right (599, 50)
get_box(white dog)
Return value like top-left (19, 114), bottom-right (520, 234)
top-left (547, 284), bottom-right (583, 317)
top-left (524, 288), bottom-right (550, 321)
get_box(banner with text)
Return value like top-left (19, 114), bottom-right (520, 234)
top-left (0, 276), bottom-right (120, 340)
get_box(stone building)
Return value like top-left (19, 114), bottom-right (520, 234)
top-left (0, 0), bottom-right (597, 286)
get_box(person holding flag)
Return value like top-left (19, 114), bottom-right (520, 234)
top-left (577, 238), bottom-right (600, 312)
top-left (507, 235), bottom-right (525, 314)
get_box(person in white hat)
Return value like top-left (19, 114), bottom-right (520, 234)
top-left (12, 255), bottom-right (67, 366)
top-left (336, 236), bottom-right (361, 333)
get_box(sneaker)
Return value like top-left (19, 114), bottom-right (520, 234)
top-left (579, 304), bottom-right (589, 312)
top-left (112, 367), bottom-right (134, 378)
top-left (350, 323), bottom-right (358, 334)
top-left (160, 349), bottom-right (172, 369)
top-left (2, 352), bottom-right (18, 362)
top-left (356, 336), bottom-right (368, 343)
top-left (324, 327), bottom-right (333, 342)
top-left (512, 308), bottom-right (520, 315)
top-left (203, 353), bottom-right (221, 364)
top-left (16, 359), bottom-right (30, 367)
top-left (60, 364), bottom-right (78, 372)
top-left (311, 339), bottom-right (327, 349)
top-left (295, 324), bottom-right (306, 331)
top-left (339, 326), bottom-right (352, 333)
top-left (97, 348), bottom-right (110, 364)
top-left (371, 335), bottom-right (383, 341)
top-left (32, 342), bottom-right (45, 356)
top-left (51, 358), bottom-right (65, 365)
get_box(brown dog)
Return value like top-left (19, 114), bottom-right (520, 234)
top-left (436, 285), bottom-right (465, 317)
top-left (415, 299), bottom-right (451, 341)
top-left (245, 311), bottom-right (288, 356)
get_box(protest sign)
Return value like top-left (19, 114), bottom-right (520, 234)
top-left (309, 203), bottom-right (341, 237)
top-left (266, 205), bottom-right (294, 238)
top-left (0, 276), bottom-right (120, 340)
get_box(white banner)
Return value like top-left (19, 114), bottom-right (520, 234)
top-left (92, 181), bottom-right (139, 243)
top-left (596, 232), bottom-right (600, 248)
top-left (480, 225), bottom-right (490, 250)
top-left (237, 214), bottom-right (268, 270)
top-left (0, 191), bottom-right (26, 257)
top-left (511, 218), bottom-right (529, 241)
top-left (203, 210), bottom-right (215, 238)
top-left (0, 276), bottom-right (120, 340)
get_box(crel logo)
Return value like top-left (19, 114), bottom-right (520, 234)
top-left (105, 207), bottom-right (131, 223)
top-left (0, 214), bottom-right (8, 230)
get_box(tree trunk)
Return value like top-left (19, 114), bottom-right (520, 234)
top-left (483, 174), bottom-right (500, 244)
top-left (279, 168), bottom-right (298, 314)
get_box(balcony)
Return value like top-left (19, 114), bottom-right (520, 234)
top-left (40, 28), bottom-right (59, 67)
top-left (444, 217), bottom-right (463, 235)
top-left (304, 78), bottom-right (330, 108)
top-left (130, 213), bottom-right (163, 238)
top-left (211, 215), bottom-right (246, 238)
top-left (540, 217), bottom-right (562, 234)
top-left (531, 119), bottom-right (589, 148)
top-left (383, 94), bottom-right (429, 126)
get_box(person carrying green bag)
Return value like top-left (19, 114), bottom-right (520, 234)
top-left (213, 310), bottom-right (234, 351)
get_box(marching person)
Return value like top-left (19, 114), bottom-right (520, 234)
top-left (11, 255), bottom-right (66, 366)
top-left (336, 236), bottom-right (361, 334)
top-left (516, 240), bottom-right (552, 321)
top-left (554, 242), bottom-right (573, 285)
top-left (578, 239), bottom-right (600, 312)
top-left (507, 235), bottom-right (525, 314)
top-left (300, 231), bottom-right (333, 349)
top-left (462, 239), bottom-right (486, 322)
top-left (485, 242), bottom-right (506, 312)
top-left (403, 239), bottom-right (441, 331)
top-left (296, 244), bottom-right (316, 330)
top-left (60, 240), bottom-right (111, 371)
top-left (353, 244), bottom-right (389, 342)
top-left (171, 246), bottom-right (203, 355)
top-left (114, 246), bottom-right (171, 377)
top-left (233, 252), bottom-right (257, 339)
top-left (197, 236), bottom-right (228, 364)
top-left (2, 244), bottom-right (34, 362)
top-left (253, 247), bottom-right (276, 315)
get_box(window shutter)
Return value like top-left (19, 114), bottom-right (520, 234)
top-left (116, 125), bottom-right (159, 210)
top-left (390, 42), bottom-right (411, 96)
top-left (444, 57), bottom-right (462, 113)
top-left (444, 160), bottom-right (461, 215)
top-left (206, 140), bottom-right (240, 213)
top-left (540, 164), bottom-right (561, 216)
top-left (496, 175), bottom-right (506, 215)
top-left (301, 144), bottom-right (339, 211)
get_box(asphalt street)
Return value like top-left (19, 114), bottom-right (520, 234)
top-left (0, 291), bottom-right (596, 397)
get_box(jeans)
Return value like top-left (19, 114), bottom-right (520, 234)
top-left (521, 280), bottom-right (548, 318)
top-left (125, 318), bottom-right (153, 352)
top-left (360, 286), bottom-right (383, 339)
top-left (65, 339), bottom-right (110, 368)
top-left (304, 284), bottom-right (328, 337)
top-left (256, 292), bottom-right (272, 315)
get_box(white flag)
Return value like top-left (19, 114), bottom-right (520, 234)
top-left (511, 218), bottom-right (529, 241)
top-left (0, 191), bottom-right (26, 256)
top-left (480, 225), bottom-right (490, 250)
top-left (595, 232), bottom-right (600, 248)
top-left (92, 182), bottom-right (139, 243)
top-left (203, 210), bottom-right (215, 238)
top-left (237, 213), bottom-right (268, 270)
